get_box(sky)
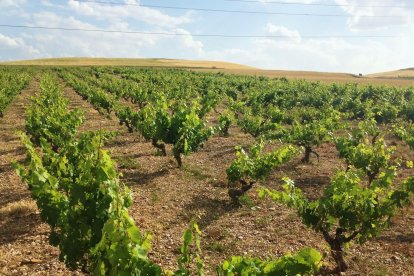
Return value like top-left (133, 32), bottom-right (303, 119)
top-left (0, 0), bottom-right (413, 73)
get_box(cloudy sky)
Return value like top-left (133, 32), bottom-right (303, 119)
top-left (0, 0), bottom-right (413, 73)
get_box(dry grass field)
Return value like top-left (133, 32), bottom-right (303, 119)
top-left (0, 57), bottom-right (255, 70)
top-left (368, 68), bottom-right (414, 79)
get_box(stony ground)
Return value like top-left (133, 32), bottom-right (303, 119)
top-left (0, 77), bottom-right (413, 275)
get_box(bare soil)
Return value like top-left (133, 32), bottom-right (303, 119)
top-left (0, 77), bottom-right (413, 275)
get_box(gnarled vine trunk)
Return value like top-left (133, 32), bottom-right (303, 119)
top-left (328, 239), bottom-right (348, 273)
top-left (152, 139), bottom-right (166, 156)
top-left (173, 151), bottom-right (182, 167)
top-left (302, 146), bottom-right (319, 163)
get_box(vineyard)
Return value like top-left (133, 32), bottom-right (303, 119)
top-left (0, 65), bottom-right (414, 275)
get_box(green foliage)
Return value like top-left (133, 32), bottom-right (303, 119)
top-left (278, 107), bottom-right (340, 162)
top-left (59, 71), bottom-right (116, 115)
top-left (218, 112), bottom-right (233, 137)
top-left (14, 66), bottom-right (414, 275)
top-left (91, 189), bottom-right (162, 275)
top-left (335, 119), bottom-right (380, 159)
top-left (25, 74), bottom-right (83, 149)
top-left (335, 119), bottom-right (394, 183)
top-left (217, 247), bottom-right (322, 276)
top-left (238, 113), bottom-right (280, 139)
top-left (173, 222), bottom-right (204, 276)
top-left (260, 170), bottom-right (414, 272)
top-left (16, 73), bottom-right (156, 272)
top-left (226, 141), bottom-right (298, 204)
top-left (135, 99), bottom-right (214, 166)
top-left (17, 129), bottom-right (161, 274)
top-left (16, 132), bottom-right (127, 269)
top-left (115, 105), bottom-right (139, 133)
top-left (393, 121), bottom-right (414, 150)
top-left (61, 68), bottom-right (218, 167)
top-left (0, 68), bottom-right (32, 117)
top-left (230, 99), bottom-right (283, 138)
top-left (12, 70), bottom-right (333, 276)
top-left (227, 141), bottom-right (298, 184)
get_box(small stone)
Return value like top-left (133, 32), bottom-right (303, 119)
top-left (391, 255), bottom-right (401, 261)
top-left (21, 258), bottom-right (42, 265)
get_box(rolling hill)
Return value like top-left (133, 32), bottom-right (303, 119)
top-left (1, 57), bottom-right (413, 86)
top-left (0, 57), bottom-right (256, 70)
top-left (368, 68), bottom-right (414, 79)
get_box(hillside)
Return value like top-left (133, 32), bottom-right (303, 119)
top-left (1, 57), bottom-right (413, 86)
top-left (368, 68), bottom-right (414, 79)
top-left (0, 57), bottom-right (256, 70)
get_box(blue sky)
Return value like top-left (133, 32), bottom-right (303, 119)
top-left (0, 0), bottom-right (413, 73)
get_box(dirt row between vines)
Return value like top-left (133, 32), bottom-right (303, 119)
top-left (1, 77), bottom-right (414, 275)
top-left (0, 77), bottom-right (77, 275)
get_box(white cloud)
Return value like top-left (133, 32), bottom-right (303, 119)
top-left (0, 0), bottom-right (26, 7)
top-left (25, 12), bottom-right (151, 57)
top-left (205, 22), bottom-right (414, 74)
top-left (0, 34), bottom-right (19, 48)
top-left (31, 11), bottom-right (97, 29)
top-left (265, 24), bottom-right (301, 43)
top-left (258, 0), bottom-right (319, 3)
top-left (67, 0), bottom-right (194, 28)
top-left (173, 28), bottom-right (204, 55)
top-left (0, 11), bottom-right (204, 61)
top-left (335, 0), bottom-right (412, 30)
top-left (40, 0), bottom-right (62, 8)
top-left (0, 0), bottom-right (29, 18)
top-left (0, 33), bottom-right (40, 60)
